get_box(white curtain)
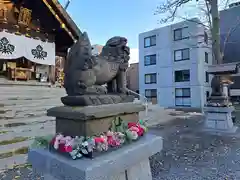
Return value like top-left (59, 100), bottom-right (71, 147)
top-left (0, 31), bottom-right (55, 65)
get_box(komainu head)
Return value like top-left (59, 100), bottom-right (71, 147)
top-left (100, 36), bottom-right (130, 64)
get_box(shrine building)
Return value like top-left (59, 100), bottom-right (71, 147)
top-left (0, 0), bottom-right (80, 82)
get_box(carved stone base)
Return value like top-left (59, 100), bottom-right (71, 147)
top-left (203, 106), bottom-right (238, 133)
top-left (61, 94), bottom-right (135, 106)
top-left (47, 102), bottom-right (145, 137)
top-left (28, 134), bottom-right (163, 180)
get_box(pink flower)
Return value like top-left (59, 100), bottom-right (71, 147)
top-left (128, 122), bottom-right (145, 136)
top-left (129, 126), bottom-right (139, 132)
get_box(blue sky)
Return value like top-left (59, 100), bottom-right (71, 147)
top-left (58, 0), bottom-right (238, 63)
top-left (59, 0), bottom-right (160, 49)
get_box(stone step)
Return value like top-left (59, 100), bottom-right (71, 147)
top-left (1, 98), bottom-right (62, 106)
top-left (1, 101), bottom-right (62, 115)
top-left (0, 140), bottom-right (32, 155)
top-left (1, 95), bottom-right (61, 99)
top-left (0, 94), bottom-right (64, 100)
top-left (0, 94), bottom-right (63, 99)
top-left (0, 90), bottom-right (63, 95)
top-left (0, 154), bottom-right (27, 170)
top-left (2, 105), bottom-right (57, 116)
top-left (1, 110), bottom-right (47, 120)
top-left (0, 115), bottom-right (55, 127)
top-left (0, 125), bottom-right (55, 142)
top-left (0, 85), bottom-right (65, 91)
top-left (0, 120), bottom-right (55, 134)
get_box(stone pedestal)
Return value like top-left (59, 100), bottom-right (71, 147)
top-left (28, 134), bottom-right (163, 180)
top-left (203, 106), bottom-right (237, 133)
top-left (47, 102), bottom-right (145, 137)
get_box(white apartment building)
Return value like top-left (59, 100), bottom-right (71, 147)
top-left (139, 18), bottom-right (212, 108)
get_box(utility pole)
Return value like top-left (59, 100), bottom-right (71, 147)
top-left (64, 0), bottom-right (71, 10)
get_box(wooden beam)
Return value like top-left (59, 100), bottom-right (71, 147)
top-left (41, 0), bottom-right (76, 41)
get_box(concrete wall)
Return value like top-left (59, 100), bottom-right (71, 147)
top-left (126, 63), bottom-right (139, 92)
top-left (139, 18), bottom-right (212, 108)
top-left (92, 44), bottom-right (103, 56)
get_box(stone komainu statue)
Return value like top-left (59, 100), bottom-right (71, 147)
top-left (64, 32), bottom-right (130, 96)
top-left (62, 32), bottom-right (133, 106)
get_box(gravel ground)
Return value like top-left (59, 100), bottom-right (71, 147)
top-left (2, 115), bottom-right (240, 179)
top-left (151, 116), bottom-right (240, 180)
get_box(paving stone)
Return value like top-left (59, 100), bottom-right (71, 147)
top-left (0, 140), bottom-right (33, 154)
top-left (0, 125), bottom-right (55, 142)
top-left (0, 154), bottom-right (27, 170)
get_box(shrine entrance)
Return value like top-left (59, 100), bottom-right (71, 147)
top-left (0, 30), bottom-right (55, 82)
top-left (0, 0), bottom-right (81, 83)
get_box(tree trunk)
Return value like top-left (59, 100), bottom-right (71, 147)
top-left (210, 0), bottom-right (222, 64)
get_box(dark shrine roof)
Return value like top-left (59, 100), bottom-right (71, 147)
top-left (47, 0), bottom-right (82, 39)
top-left (11, 0), bottom-right (82, 53)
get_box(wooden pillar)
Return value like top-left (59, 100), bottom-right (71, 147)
top-left (63, 55), bottom-right (67, 73)
top-left (49, 65), bottom-right (55, 84)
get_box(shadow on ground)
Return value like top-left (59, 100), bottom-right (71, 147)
top-left (150, 116), bottom-right (240, 180)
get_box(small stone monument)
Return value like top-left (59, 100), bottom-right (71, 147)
top-left (204, 63), bottom-right (240, 133)
top-left (28, 32), bottom-right (163, 180)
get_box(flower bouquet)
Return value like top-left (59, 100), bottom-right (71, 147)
top-left (32, 118), bottom-right (148, 160)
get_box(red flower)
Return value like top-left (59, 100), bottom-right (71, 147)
top-left (137, 128), bottom-right (144, 136)
top-left (64, 145), bottom-right (73, 152)
top-left (95, 137), bottom-right (105, 143)
top-left (58, 144), bottom-right (66, 152)
top-left (128, 122), bottom-right (137, 129)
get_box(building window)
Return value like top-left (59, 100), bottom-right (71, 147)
top-left (174, 48), bottom-right (190, 61)
top-left (205, 52), bottom-right (208, 63)
top-left (144, 35), bottom-right (156, 48)
top-left (145, 89), bottom-right (157, 98)
top-left (144, 54), bottom-right (156, 66)
top-left (174, 27), bottom-right (189, 41)
top-left (145, 73), bottom-right (157, 84)
top-left (175, 88), bottom-right (191, 106)
top-left (205, 72), bottom-right (209, 82)
top-left (145, 89), bottom-right (157, 103)
top-left (175, 70), bottom-right (190, 82)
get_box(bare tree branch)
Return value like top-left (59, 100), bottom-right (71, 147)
top-left (204, 0), bottom-right (212, 29)
top-left (224, 0), bottom-right (230, 9)
top-left (155, 0), bottom-right (191, 23)
top-left (155, 0), bottom-right (236, 64)
top-left (177, 16), bottom-right (210, 28)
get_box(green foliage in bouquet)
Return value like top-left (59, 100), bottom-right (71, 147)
top-left (31, 135), bottom-right (54, 149)
top-left (110, 116), bottom-right (128, 133)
